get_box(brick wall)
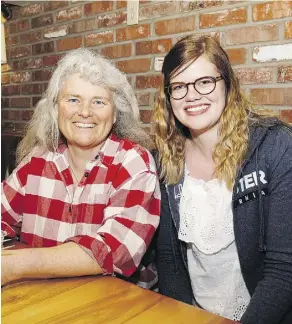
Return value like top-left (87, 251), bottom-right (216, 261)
top-left (1, 0), bottom-right (292, 134)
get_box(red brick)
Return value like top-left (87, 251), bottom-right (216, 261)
top-left (253, 2), bottom-right (292, 21)
top-left (2, 122), bottom-right (26, 133)
top-left (1, 98), bottom-right (10, 108)
top-left (21, 83), bottom-right (43, 95)
top-left (136, 75), bottom-right (162, 89)
top-left (101, 44), bottom-right (131, 59)
top-left (19, 31), bottom-right (42, 44)
top-left (136, 92), bottom-right (150, 106)
top-left (44, 26), bottom-right (67, 39)
top-left (18, 19), bottom-right (30, 32)
top-left (56, 36), bottom-right (82, 51)
top-left (19, 4), bottom-right (43, 17)
top-left (181, 0), bottom-right (223, 12)
top-left (2, 74), bottom-right (10, 84)
top-left (32, 42), bottom-right (54, 55)
top-left (8, 22), bottom-right (17, 35)
top-left (140, 110), bottom-right (153, 123)
top-left (6, 20), bottom-right (29, 35)
top-left (10, 60), bottom-right (21, 71)
top-left (117, 1), bottom-right (127, 9)
top-left (31, 14), bottom-right (53, 28)
top-left (9, 46), bottom-right (31, 59)
top-left (250, 88), bottom-right (292, 105)
top-left (136, 39), bottom-right (172, 55)
top-left (4, 110), bottom-right (22, 121)
top-left (285, 21), bottom-right (292, 39)
top-left (116, 24), bottom-right (150, 41)
top-left (84, 1), bottom-right (113, 16)
top-left (56, 6), bottom-right (82, 22)
top-left (1, 110), bottom-right (9, 120)
top-left (226, 48), bottom-right (246, 65)
top-left (11, 72), bottom-right (31, 83)
top-left (200, 7), bottom-right (247, 28)
top-left (2, 85), bottom-right (21, 96)
top-left (69, 19), bottom-right (97, 34)
top-left (84, 31), bottom-right (113, 47)
top-left (235, 67), bottom-right (273, 85)
top-left (98, 11), bottom-right (126, 28)
top-left (5, 35), bottom-right (19, 47)
top-left (21, 58), bottom-right (43, 70)
top-left (278, 66), bottom-right (292, 83)
top-left (11, 97), bottom-right (32, 108)
top-left (32, 70), bottom-right (52, 82)
top-left (280, 110), bottom-right (292, 123)
top-left (43, 55), bottom-right (61, 67)
top-left (10, 61), bottom-right (21, 71)
top-left (115, 58), bottom-right (151, 73)
top-left (21, 110), bottom-right (34, 121)
top-left (44, 1), bottom-right (68, 12)
top-left (155, 17), bottom-right (195, 36)
top-left (225, 24), bottom-right (278, 45)
top-left (140, 2), bottom-right (179, 20)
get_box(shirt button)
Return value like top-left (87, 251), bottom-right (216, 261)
top-left (69, 206), bottom-right (72, 212)
top-left (84, 172), bottom-right (89, 177)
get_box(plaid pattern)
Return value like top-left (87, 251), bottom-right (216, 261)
top-left (1, 134), bottom-right (160, 286)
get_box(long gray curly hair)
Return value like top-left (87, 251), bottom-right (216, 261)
top-left (16, 48), bottom-right (152, 164)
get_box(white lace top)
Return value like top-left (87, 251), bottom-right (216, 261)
top-left (178, 171), bottom-right (250, 321)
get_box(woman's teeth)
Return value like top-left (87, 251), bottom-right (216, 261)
top-left (74, 123), bottom-right (95, 128)
top-left (186, 104), bottom-right (209, 112)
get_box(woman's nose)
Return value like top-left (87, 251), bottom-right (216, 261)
top-left (78, 102), bottom-right (93, 117)
top-left (185, 84), bottom-right (202, 101)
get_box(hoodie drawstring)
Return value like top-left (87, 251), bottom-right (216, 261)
top-left (256, 148), bottom-right (266, 252)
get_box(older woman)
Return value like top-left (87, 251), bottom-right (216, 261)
top-left (1, 49), bottom-right (160, 287)
top-left (153, 35), bottom-right (292, 324)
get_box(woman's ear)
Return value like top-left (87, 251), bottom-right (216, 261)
top-left (113, 107), bottom-right (117, 124)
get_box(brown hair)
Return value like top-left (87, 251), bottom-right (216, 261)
top-left (153, 35), bottom-right (274, 189)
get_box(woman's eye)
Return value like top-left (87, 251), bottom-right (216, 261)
top-left (172, 84), bottom-right (185, 91)
top-left (199, 79), bottom-right (212, 86)
top-left (93, 99), bottom-right (106, 106)
top-left (67, 98), bottom-right (79, 105)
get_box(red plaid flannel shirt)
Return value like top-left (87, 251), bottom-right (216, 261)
top-left (1, 134), bottom-right (160, 287)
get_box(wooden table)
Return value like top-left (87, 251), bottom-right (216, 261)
top-left (2, 276), bottom-right (236, 324)
top-left (2, 241), bottom-right (236, 324)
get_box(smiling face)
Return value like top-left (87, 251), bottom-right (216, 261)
top-left (169, 55), bottom-right (226, 137)
top-left (57, 74), bottom-right (116, 151)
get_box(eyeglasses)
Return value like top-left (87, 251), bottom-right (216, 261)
top-left (166, 75), bottom-right (223, 100)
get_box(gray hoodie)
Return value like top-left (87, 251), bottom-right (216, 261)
top-left (155, 120), bottom-right (292, 324)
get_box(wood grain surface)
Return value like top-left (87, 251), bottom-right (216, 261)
top-left (2, 275), bottom-right (237, 324)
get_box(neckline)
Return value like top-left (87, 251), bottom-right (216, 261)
top-left (185, 166), bottom-right (218, 185)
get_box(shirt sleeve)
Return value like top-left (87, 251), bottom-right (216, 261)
top-left (67, 149), bottom-right (161, 277)
top-left (241, 127), bottom-right (292, 324)
top-left (1, 160), bottom-right (28, 238)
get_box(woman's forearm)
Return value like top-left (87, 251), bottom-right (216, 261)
top-left (2, 242), bottom-right (103, 286)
